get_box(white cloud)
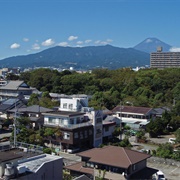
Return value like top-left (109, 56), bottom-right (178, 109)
top-left (10, 43), bottom-right (20, 49)
top-left (23, 38), bottom-right (29, 42)
top-left (85, 39), bottom-right (92, 43)
top-left (76, 41), bottom-right (83, 45)
top-left (95, 40), bottom-right (101, 44)
top-left (94, 40), bottom-right (111, 45)
top-left (41, 38), bottom-right (55, 46)
top-left (32, 43), bottom-right (41, 50)
top-left (146, 39), bottom-right (153, 43)
top-left (169, 47), bottom-right (180, 52)
top-left (58, 42), bottom-right (69, 47)
top-left (68, 35), bottom-right (78, 41)
top-left (106, 39), bottom-right (113, 43)
top-left (100, 41), bottom-right (108, 45)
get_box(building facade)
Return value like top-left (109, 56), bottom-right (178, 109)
top-left (65, 146), bottom-right (151, 179)
top-left (150, 48), bottom-right (180, 68)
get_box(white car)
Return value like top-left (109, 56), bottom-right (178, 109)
top-left (168, 138), bottom-right (176, 144)
top-left (155, 170), bottom-right (165, 180)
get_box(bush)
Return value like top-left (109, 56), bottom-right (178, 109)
top-left (43, 148), bottom-right (52, 154)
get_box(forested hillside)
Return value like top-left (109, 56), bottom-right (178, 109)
top-left (19, 68), bottom-right (180, 112)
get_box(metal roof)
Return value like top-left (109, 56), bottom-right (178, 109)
top-left (17, 154), bottom-right (62, 173)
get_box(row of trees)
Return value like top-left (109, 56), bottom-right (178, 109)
top-left (19, 68), bottom-right (180, 111)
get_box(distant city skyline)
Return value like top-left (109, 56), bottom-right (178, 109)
top-left (0, 0), bottom-right (180, 59)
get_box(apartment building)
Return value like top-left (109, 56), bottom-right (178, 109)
top-left (150, 47), bottom-right (180, 68)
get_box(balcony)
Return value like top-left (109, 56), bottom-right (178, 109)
top-left (44, 121), bottom-right (92, 129)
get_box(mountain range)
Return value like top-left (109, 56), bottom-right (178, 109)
top-left (0, 38), bottom-right (172, 70)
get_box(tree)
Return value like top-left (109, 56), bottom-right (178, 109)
top-left (28, 93), bottom-right (39, 106)
top-left (175, 128), bottom-right (180, 143)
top-left (156, 143), bottom-right (174, 159)
top-left (96, 169), bottom-right (106, 180)
top-left (119, 137), bottom-right (132, 147)
top-left (146, 118), bottom-right (164, 138)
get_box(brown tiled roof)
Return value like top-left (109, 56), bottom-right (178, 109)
top-left (112, 106), bottom-right (152, 115)
top-left (0, 151), bottom-right (23, 163)
top-left (65, 162), bottom-right (94, 175)
top-left (77, 146), bottom-right (151, 169)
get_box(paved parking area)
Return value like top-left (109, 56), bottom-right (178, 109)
top-left (147, 160), bottom-right (180, 180)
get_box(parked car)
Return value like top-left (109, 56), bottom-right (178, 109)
top-left (155, 170), bottom-right (165, 180)
top-left (168, 138), bottom-right (176, 144)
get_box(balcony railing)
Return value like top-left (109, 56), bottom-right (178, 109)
top-left (44, 121), bottom-right (92, 129)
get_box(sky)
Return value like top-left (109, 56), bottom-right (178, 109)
top-left (0, 0), bottom-right (180, 59)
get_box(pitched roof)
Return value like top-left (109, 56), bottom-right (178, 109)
top-left (0, 98), bottom-right (26, 112)
top-left (112, 106), bottom-right (153, 115)
top-left (10, 105), bottom-right (53, 113)
top-left (73, 174), bottom-right (91, 180)
top-left (0, 81), bottom-right (25, 90)
top-left (65, 162), bottom-right (93, 175)
top-left (77, 146), bottom-right (151, 168)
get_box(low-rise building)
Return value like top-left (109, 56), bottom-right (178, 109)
top-left (0, 149), bottom-right (63, 180)
top-left (65, 145), bottom-right (151, 179)
top-left (43, 111), bottom-right (94, 152)
top-left (112, 106), bottom-right (156, 129)
top-left (0, 81), bottom-right (34, 102)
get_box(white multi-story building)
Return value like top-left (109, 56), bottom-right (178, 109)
top-left (59, 94), bottom-right (89, 112)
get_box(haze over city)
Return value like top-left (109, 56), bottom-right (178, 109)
top-left (0, 0), bottom-right (180, 59)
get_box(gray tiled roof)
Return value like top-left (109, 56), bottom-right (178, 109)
top-left (15, 105), bottom-right (53, 113)
top-left (0, 81), bottom-right (24, 90)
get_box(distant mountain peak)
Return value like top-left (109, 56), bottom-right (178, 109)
top-left (134, 37), bottom-right (172, 53)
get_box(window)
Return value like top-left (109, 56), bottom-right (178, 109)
top-left (80, 132), bottom-right (83, 139)
top-left (84, 130), bottom-right (88, 138)
top-left (89, 129), bottom-right (92, 135)
top-left (63, 103), bottom-right (67, 109)
top-left (64, 132), bottom-right (70, 140)
top-left (74, 132), bottom-right (78, 139)
top-left (96, 129), bottom-right (101, 134)
top-left (70, 118), bottom-right (74, 124)
top-left (105, 126), bottom-right (109, 132)
top-left (48, 117), bottom-right (54, 123)
top-left (96, 117), bottom-right (102, 124)
top-left (69, 104), bottom-right (73, 110)
top-left (133, 164), bottom-right (136, 171)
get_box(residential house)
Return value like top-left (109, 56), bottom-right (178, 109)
top-left (0, 68), bottom-right (20, 79)
top-left (43, 111), bottom-right (94, 152)
top-left (112, 106), bottom-right (157, 130)
top-left (0, 98), bottom-right (26, 127)
top-left (43, 95), bottom-right (115, 152)
top-left (8, 105), bottom-right (53, 129)
top-left (0, 149), bottom-right (63, 180)
top-left (0, 81), bottom-right (34, 102)
top-left (65, 146), bottom-right (151, 180)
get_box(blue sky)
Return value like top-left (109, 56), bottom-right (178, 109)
top-left (0, 0), bottom-right (180, 59)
